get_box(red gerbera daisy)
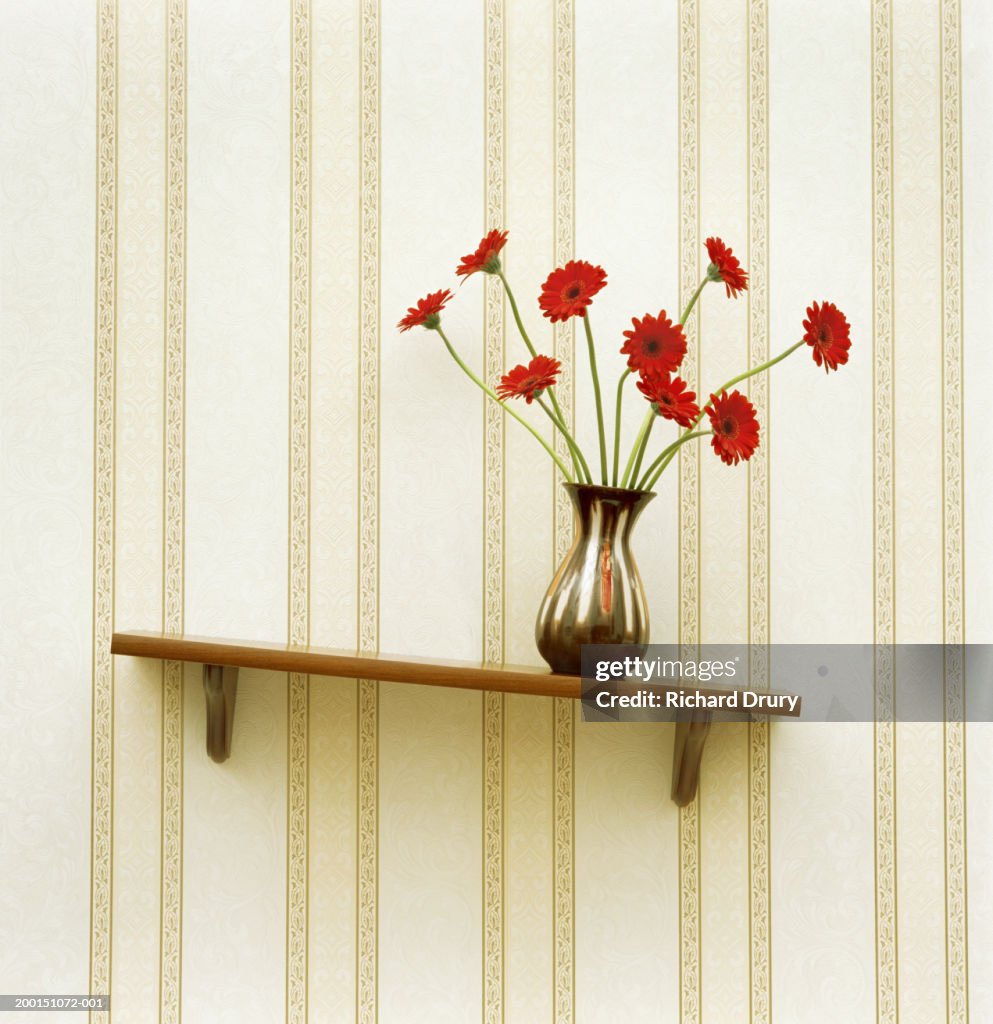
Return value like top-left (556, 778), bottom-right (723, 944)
top-left (538, 260), bottom-right (607, 322)
top-left (636, 373), bottom-right (700, 428)
top-left (496, 354), bottom-right (562, 404)
top-left (707, 389), bottom-right (760, 465)
top-left (397, 288), bottom-right (453, 332)
top-left (705, 237), bottom-right (748, 299)
top-left (802, 301), bottom-right (851, 372)
top-left (621, 311), bottom-right (687, 378)
top-left (456, 228), bottom-right (509, 279)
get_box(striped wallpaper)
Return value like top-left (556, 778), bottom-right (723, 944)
top-left (1, 0), bottom-right (991, 1021)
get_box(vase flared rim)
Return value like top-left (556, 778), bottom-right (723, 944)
top-left (562, 482), bottom-right (655, 499)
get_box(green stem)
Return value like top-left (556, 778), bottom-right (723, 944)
top-left (630, 414), bottom-right (655, 488)
top-left (497, 270), bottom-right (537, 357)
top-left (709, 338), bottom-right (805, 399)
top-left (639, 430), bottom-right (712, 492)
top-left (537, 396), bottom-right (593, 484)
top-left (680, 277), bottom-right (709, 325)
top-left (611, 369), bottom-right (632, 486)
top-left (582, 312), bottom-right (609, 484)
top-left (654, 338), bottom-right (807, 479)
top-left (437, 327), bottom-right (575, 482)
top-left (621, 409), bottom-right (654, 489)
top-left (498, 269), bottom-right (572, 451)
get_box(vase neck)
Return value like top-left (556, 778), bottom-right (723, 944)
top-left (565, 483), bottom-right (654, 538)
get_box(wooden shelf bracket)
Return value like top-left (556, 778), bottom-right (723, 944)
top-left (203, 664), bottom-right (238, 763)
top-left (670, 715), bottom-right (714, 807)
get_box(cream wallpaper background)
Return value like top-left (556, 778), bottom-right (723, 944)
top-left (1, 0), bottom-right (991, 1021)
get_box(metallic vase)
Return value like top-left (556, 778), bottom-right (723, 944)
top-left (536, 483), bottom-right (655, 674)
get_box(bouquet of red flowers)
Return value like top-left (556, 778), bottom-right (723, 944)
top-left (399, 230), bottom-right (850, 493)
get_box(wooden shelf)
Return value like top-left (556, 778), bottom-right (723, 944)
top-left (111, 630), bottom-right (581, 698)
top-left (111, 629), bottom-right (797, 805)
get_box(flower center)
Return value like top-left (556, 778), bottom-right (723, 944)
top-left (565, 284), bottom-right (582, 300)
top-left (660, 392), bottom-right (674, 406)
top-left (644, 337), bottom-right (660, 354)
top-left (721, 416), bottom-right (737, 437)
top-left (817, 326), bottom-right (831, 344)
top-left (523, 375), bottom-right (541, 392)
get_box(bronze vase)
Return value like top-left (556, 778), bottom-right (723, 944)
top-left (535, 483), bottom-right (655, 674)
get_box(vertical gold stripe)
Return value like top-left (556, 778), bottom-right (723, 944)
top-left (747, 724), bottom-right (770, 1019)
top-left (482, 0), bottom-right (506, 1020)
top-left (678, 800), bottom-right (701, 1024)
top-left (91, 0), bottom-right (117, 1012)
top-left (357, 0), bottom-right (380, 1019)
top-left (940, 2), bottom-right (968, 1020)
top-left (287, 1), bottom-right (312, 1020)
top-left (552, 695), bottom-right (574, 1024)
top-left (483, 1), bottom-right (506, 668)
top-left (552, 3), bottom-right (574, 1022)
top-left (161, 1), bottom-right (186, 1020)
top-left (746, 0), bottom-right (770, 1019)
top-left (872, 0), bottom-right (898, 1020)
top-left (677, 0), bottom-right (701, 1020)
top-left (677, 0), bottom-right (700, 655)
top-left (482, 692), bottom-right (505, 1022)
top-left (356, 681), bottom-right (378, 1024)
top-left (552, 0), bottom-right (574, 566)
